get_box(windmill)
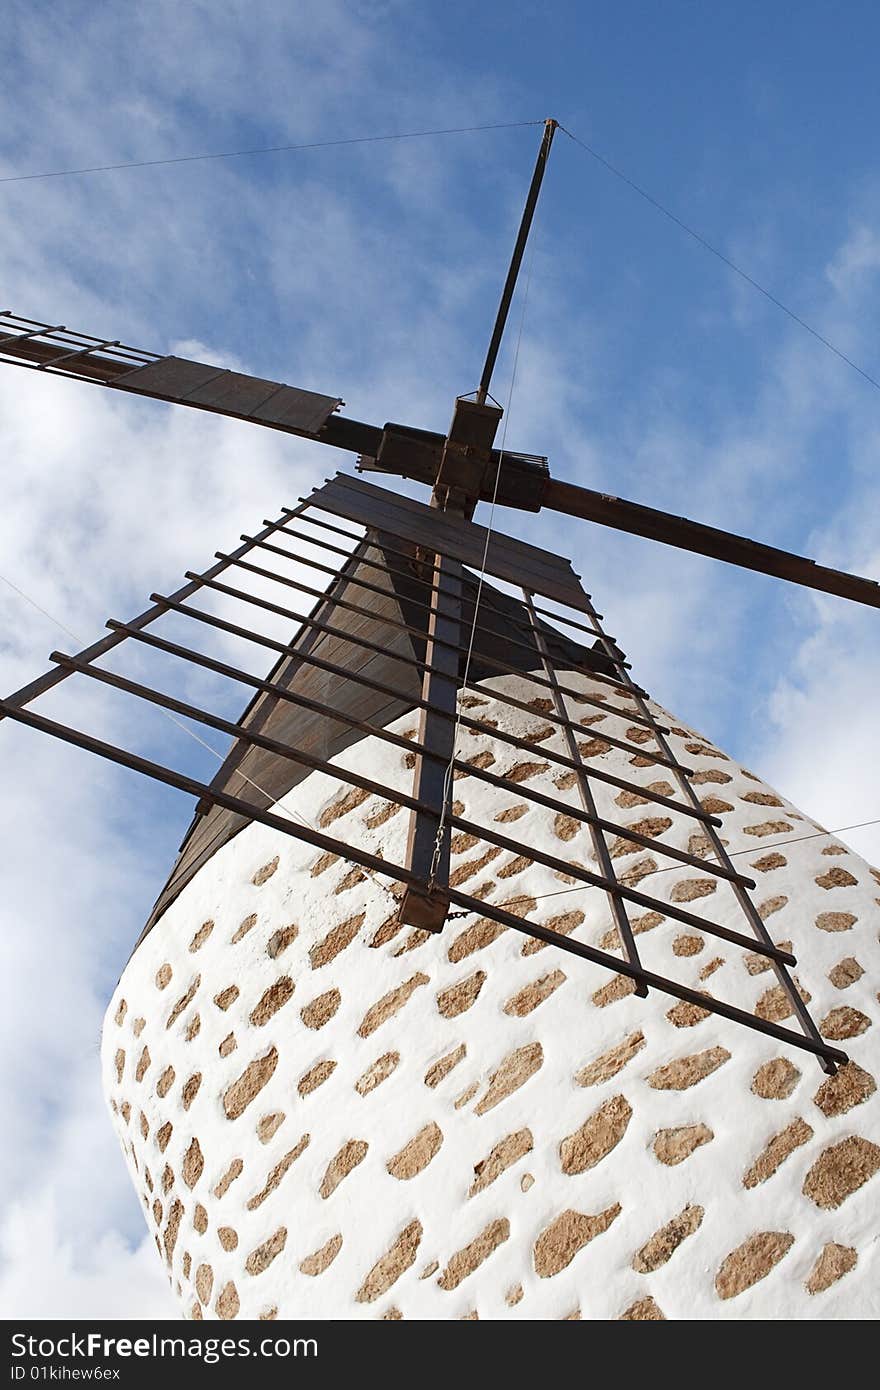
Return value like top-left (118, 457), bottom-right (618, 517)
top-left (2, 120), bottom-right (878, 1320)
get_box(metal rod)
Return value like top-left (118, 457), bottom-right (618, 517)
top-left (444, 889), bottom-right (846, 1067)
top-left (0, 691), bottom-right (791, 963)
top-left (0, 695), bottom-right (844, 1066)
top-left (544, 477), bottom-right (880, 613)
top-left (37, 339), bottom-right (121, 369)
top-left (225, 543), bottom-right (631, 688)
top-left (111, 612), bottom-right (728, 835)
top-left (477, 118), bottom-right (558, 404)
top-left (147, 592), bottom-right (721, 824)
top-left (523, 588), bottom-right (647, 995)
top-left (0, 323), bottom-right (65, 347)
top-left (276, 510), bottom-right (607, 636)
top-left (577, 590), bottom-right (838, 1075)
top-left (247, 529), bottom-right (616, 649)
top-left (0, 507), bottom-right (306, 717)
top-left (199, 564), bottom-right (676, 769)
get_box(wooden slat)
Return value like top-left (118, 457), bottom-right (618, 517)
top-left (309, 472), bottom-right (589, 608)
top-left (399, 553), bottom-right (464, 931)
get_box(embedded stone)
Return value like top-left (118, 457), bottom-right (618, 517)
top-left (819, 1006), bottom-right (871, 1039)
top-left (319, 1139), bottom-right (368, 1198)
top-left (575, 1031), bottom-right (645, 1087)
top-left (358, 974), bottom-right (429, 1037)
top-left (182, 1138), bottom-right (204, 1189)
top-left (802, 1136), bottom-right (880, 1209)
top-left (813, 1062), bottom-right (876, 1118)
top-left (805, 1243), bottom-right (857, 1295)
top-left (356, 1220), bottom-right (422, 1303)
top-left (751, 1058), bottom-right (800, 1100)
top-left (534, 1205), bottom-right (621, 1277)
top-left (475, 1043), bottom-right (543, 1114)
top-left (648, 1047), bottom-right (730, 1090)
top-left (437, 1218), bottom-right (510, 1291)
top-left (560, 1095), bottom-right (632, 1174)
top-left (252, 856), bottom-right (280, 885)
top-left (503, 969), bottom-right (566, 1017)
top-left (632, 1204), bottom-right (704, 1272)
top-left (652, 1123), bottom-right (713, 1166)
top-left (815, 911), bottom-right (857, 932)
top-left (310, 912), bottom-right (365, 969)
top-left (301, 989), bottom-right (342, 1031)
top-left (386, 1123), bottom-right (443, 1180)
top-left (469, 1129), bottom-right (533, 1195)
top-left (815, 867), bottom-right (858, 889)
top-left (223, 1048), bottom-right (278, 1119)
top-left (828, 957), bottom-right (864, 989)
top-left (246, 1228), bottom-right (287, 1276)
top-left (424, 1045), bottom-right (465, 1089)
top-left (715, 1232), bottom-right (794, 1299)
top-left (250, 977), bottom-right (294, 1027)
top-left (299, 1059), bottom-right (337, 1096)
top-left (300, 1234), bottom-right (342, 1277)
top-left (437, 971), bottom-right (486, 1018)
top-left (743, 1118), bottom-right (813, 1188)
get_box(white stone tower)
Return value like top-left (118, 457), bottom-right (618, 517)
top-left (101, 657), bottom-right (879, 1321)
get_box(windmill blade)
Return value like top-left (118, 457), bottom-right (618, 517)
top-left (543, 477), bottom-right (880, 610)
top-left (0, 310), bottom-right (383, 450)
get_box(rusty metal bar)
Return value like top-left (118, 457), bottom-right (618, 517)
top-left (0, 692), bottom-right (795, 964)
top-left (246, 529), bottom-right (617, 650)
top-left (281, 505), bottom-right (600, 628)
top-left (443, 890), bottom-right (846, 1068)
top-left (523, 588), bottom-right (647, 996)
top-left (544, 477), bottom-right (880, 613)
top-left (198, 565), bottom-right (676, 769)
top-left (148, 591), bottom-right (720, 824)
top-left (577, 594), bottom-right (838, 1075)
top-left (111, 615), bottom-right (735, 842)
top-left (0, 505), bottom-right (308, 718)
top-left (0, 695), bottom-right (844, 1068)
top-left (223, 544), bottom-right (632, 685)
top-left (36, 339), bottom-right (122, 370)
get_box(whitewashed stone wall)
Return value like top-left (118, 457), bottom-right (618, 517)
top-left (101, 671), bottom-right (880, 1320)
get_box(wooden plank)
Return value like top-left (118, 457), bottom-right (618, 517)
top-left (309, 473), bottom-right (589, 608)
top-left (544, 478), bottom-right (880, 611)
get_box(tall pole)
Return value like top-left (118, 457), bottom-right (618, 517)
top-left (476, 117), bottom-right (557, 404)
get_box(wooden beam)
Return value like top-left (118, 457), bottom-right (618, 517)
top-left (398, 552), bottom-right (464, 931)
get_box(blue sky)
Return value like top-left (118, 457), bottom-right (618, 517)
top-left (1, 0), bottom-right (879, 1315)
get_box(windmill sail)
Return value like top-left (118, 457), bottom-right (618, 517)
top-left (4, 469), bottom-right (878, 1318)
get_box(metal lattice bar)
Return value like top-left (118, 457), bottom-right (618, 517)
top-left (575, 593), bottom-right (839, 1075)
top-left (218, 548), bottom-right (635, 688)
top-left (0, 506), bottom-right (306, 718)
top-left (115, 604), bottom-right (724, 830)
top-left (245, 530), bottom-right (617, 650)
top-left (523, 588), bottom-right (648, 996)
top-left (0, 695), bottom-right (847, 1070)
top-left (189, 567), bottom-right (676, 770)
top-left (12, 652), bottom-right (780, 957)
top-left (0, 480), bottom-right (845, 1071)
top-left (106, 617), bottom-right (756, 886)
